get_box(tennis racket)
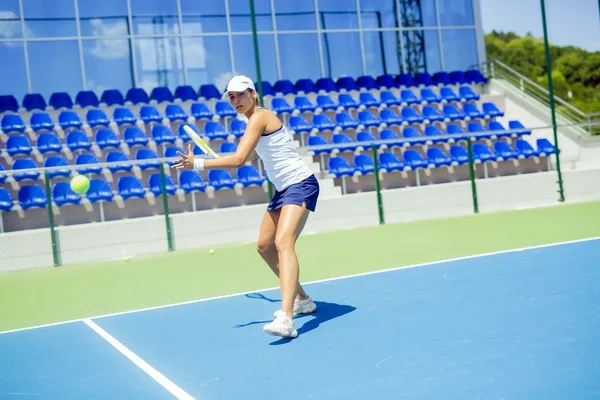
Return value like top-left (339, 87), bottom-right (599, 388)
top-left (183, 124), bottom-right (220, 158)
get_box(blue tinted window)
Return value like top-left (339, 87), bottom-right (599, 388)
top-left (0, 42), bottom-right (28, 99)
top-left (362, 31), bottom-right (401, 77)
top-left (400, 0), bottom-right (436, 27)
top-left (228, 0), bottom-right (272, 32)
top-left (442, 29), bottom-right (478, 71)
top-left (437, 0), bottom-right (474, 26)
top-left (82, 39), bottom-right (133, 94)
top-left (130, 0), bottom-right (178, 35)
top-left (232, 34), bottom-right (277, 84)
top-left (183, 36), bottom-right (232, 88)
top-left (278, 34), bottom-right (321, 82)
top-left (77, 0), bottom-right (128, 37)
top-left (181, 0), bottom-right (227, 33)
top-left (273, 0), bottom-right (316, 31)
top-left (424, 30), bottom-right (442, 73)
top-left (319, 0), bottom-right (358, 30)
top-left (28, 40), bottom-right (82, 97)
top-left (22, 0), bottom-right (77, 38)
top-left (360, 0), bottom-right (399, 29)
top-left (0, 0), bottom-right (22, 39)
top-left (322, 32), bottom-right (362, 78)
top-left (135, 37), bottom-right (185, 90)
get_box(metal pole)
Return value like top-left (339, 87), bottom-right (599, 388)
top-left (44, 173), bottom-right (60, 266)
top-left (249, 0), bottom-right (274, 201)
top-left (466, 137), bottom-right (479, 214)
top-left (540, 0), bottom-right (566, 202)
top-left (160, 163), bottom-right (174, 251)
top-left (371, 145), bottom-right (385, 224)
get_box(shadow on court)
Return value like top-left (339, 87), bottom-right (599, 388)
top-left (236, 293), bottom-right (356, 345)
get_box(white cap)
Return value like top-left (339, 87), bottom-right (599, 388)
top-left (222, 75), bottom-right (256, 99)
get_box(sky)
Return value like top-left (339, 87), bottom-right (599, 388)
top-left (480, 0), bottom-right (600, 52)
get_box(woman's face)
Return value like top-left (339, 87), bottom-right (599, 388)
top-left (228, 89), bottom-right (255, 114)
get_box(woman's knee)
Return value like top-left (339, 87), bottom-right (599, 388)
top-left (257, 239), bottom-right (275, 255)
top-left (274, 234), bottom-right (295, 253)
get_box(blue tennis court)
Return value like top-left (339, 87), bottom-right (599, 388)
top-left (1, 238), bottom-right (599, 399)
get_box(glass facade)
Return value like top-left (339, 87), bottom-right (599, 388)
top-left (0, 0), bottom-right (481, 99)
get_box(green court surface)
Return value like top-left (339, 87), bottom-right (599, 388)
top-left (1, 200), bottom-right (599, 333)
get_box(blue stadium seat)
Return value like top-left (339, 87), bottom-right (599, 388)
top-left (295, 79), bottom-right (318, 94)
top-left (259, 81), bottom-right (275, 97)
top-left (401, 108), bottom-right (423, 124)
top-left (12, 158), bottom-right (39, 181)
top-left (402, 127), bottom-right (424, 145)
top-left (463, 103), bottom-right (484, 120)
top-left (493, 142), bottom-right (518, 160)
top-left (123, 127), bottom-right (149, 147)
top-left (230, 119), bottom-right (246, 138)
top-left (164, 145), bottom-right (185, 165)
top-left (271, 97), bottom-right (293, 114)
top-left (174, 85), bottom-right (198, 102)
top-left (86, 179), bottom-right (114, 203)
top-left (22, 93), bottom-right (46, 111)
top-left (58, 111), bottom-right (83, 129)
top-left (105, 151), bottom-right (132, 173)
top-left (274, 80), bottom-right (296, 95)
top-left (337, 77), bottom-right (359, 92)
top-left (509, 120), bottom-right (531, 136)
top-left (515, 139), bottom-right (539, 158)
top-left (136, 148), bottom-right (160, 171)
top-left (126, 88), bottom-right (150, 105)
top-left (49, 92), bottom-right (73, 109)
top-left (422, 106), bottom-right (444, 123)
top-left (378, 152), bottom-right (404, 172)
top-left (356, 131), bottom-right (380, 149)
top-left (0, 187), bottom-right (12, 211)
top-left (113, 107), bottom-right (137, 126)
top-left (6, 134), bottom-right (32, 156)
top-left (44, 155), bottom-right (70, 178)
top-left (416, 72), bottom-right (434, 87)
top-left (450, 71), bottom-right (468, 85)
top-left (482, 102), bottom-right (504, 118)
top-left (219, 142), bottom-right (237, 154)
top-left (446, 124), bottom-right (467, 141)
top-left (86, 109), bottom-right (110, 128)
top-left (36, 132), bottom-right (62, 154)
top-left (316, 78), bottom-right (337, 93)
top-left (442, 104), bottom-right (465, 122)
top-left (312, 114), bottom-right (336, 132)
top-left (140, 105), bottom-right (163, 124)
top-left (357, 110), bottom-right (380, 128)
top-left (204, 121), bottom-right (228, 141)
top-left (95, 129), bottom-right (121, 150)
top-left (316, 95), bottom-right (338, 111)
top-left (450, 145), bottom-right (469, 165)
top-left (402, 150), bottom-right (428, 169)
top-left (179, 170), bottom-right (207, 193)
top-left (536, 138), bottom-right (557, 156)
top-left (294, 96), bottom-right (316, 113)
top-left (18, 184), bottom-right (47, 210)
top-left (150, 87), bottom-right (174, 103)
top-left (420, 88), bottom-right (440, 104)
top-left (440, 87), bottom-right (459, 103)
top-left (380, 91), bottom-right (400, 106)
top-left (426, 148), bottom-right (452, 167)
top-left (488, 121), bottom-right (512, 139)
top-left (53, 182), bottom-right (81, 207)
top-left (400, 90), bottom-right (419, 106)
top-left (289, 116), bottom-right (312, 133)
top-left (398, 73), bottom-right (417, 87)
top-left (66, 130), bottom-right (92, 152)
top-left (433, 71), bottom-right (451, 86)
top-left (0, 95), bottom-right (19, 113)
top-left (307, 135), bottom-right (331, 155)
top-left (190, 102), bottom-right (214, 120)
top-left (458, 86), bottom-right (479, 101)
top-left (359, 92), bottom-right (379, 108)
top-left (1, 114), bottom-right (25, 133)
top-left (75, 153), bottom-right (102, 175)
top-left (0, 164), bottom-right (6, 183)
top-left (465, 70), bottom-right (488, 84)
top-left (151, 125), bottom-right (176, 145)
top-left (357, 75), bottom-right (378, 91)
top-left (237, 165), bottom-right (265, 187)
top-left (379, 109), bottom-right (402, 126)
top-left (148, 173), bottom-right (177, 196)
top-left (75, 90), bottom-right (99, 108)
top-left (328, 157), bottom-right (355, 178)
top-left (338, 94), bottom-right (360, 110)
top-left (376, 74), bottom-right (397, 89)
top-left (117, 176), bottom-right (145, 200)
top-left (177, 123), bottom-right (197, 143)
top-left (354, 154), bottom-right (375, 175)
top-left (379, 129), bottom-right (403, 148)
top-left (332, 133), bottom-right (359, 152)
top-left (424, 125), bottom-right (446, 144)
top-left (209, 170), bottom-right (236, 190)
top-left (30, 112), bottom-right (54, 132)
top-left (101, 89), bottom-right (125, 106)
top-left (335, 112), bottom-right (358, 130)
top-left (215, 101), bottom-right (237, 118)
top-left (467, 122), bottom-right (489, 140)
top-left (165, 104), bottom-right (188, 122)
top-left (200, 84), bottom-right (221, 100)
top-left (472, 143), bottom-right (495, 162)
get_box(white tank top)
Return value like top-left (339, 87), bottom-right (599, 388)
top-left (253, 122), bottom-right (313, 192)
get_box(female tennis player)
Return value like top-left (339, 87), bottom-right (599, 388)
top-left (172, 75), bottom-right (319, 338)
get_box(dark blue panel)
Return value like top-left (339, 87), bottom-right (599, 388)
top-left (321, 32), bottom-right (362, 78)
top-left (318, 0), bottom-right (358, 29)
top-left (442, 29), bottom-right (478, 71)
top-left (273, 0), bottom-right (316, 31)
top-left (438, 0), bottom-right (475, 26)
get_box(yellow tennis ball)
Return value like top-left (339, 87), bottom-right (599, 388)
top-left (70, 175), bottom-right (90, 194)
top-left (209, 248), bottom-right (215, 255)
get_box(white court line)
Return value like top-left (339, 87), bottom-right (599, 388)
top-left (83, 319), bottom-right (195, 400)
top-left (2, 235), bottom-right (599, 336)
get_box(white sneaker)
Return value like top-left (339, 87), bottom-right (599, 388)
top-left (263, 311), bottom-right (298, 338)
top-left (274, 297), bottom-right (317, 317)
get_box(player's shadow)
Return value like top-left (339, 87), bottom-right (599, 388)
top-left (235, 293), bottom-right (356, 345)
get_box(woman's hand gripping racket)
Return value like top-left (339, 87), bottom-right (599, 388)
top-left (172, 125), bottom-right (220, 170)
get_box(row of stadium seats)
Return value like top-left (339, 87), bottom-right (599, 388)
top-left (0, 70), bottom-right (488, 113)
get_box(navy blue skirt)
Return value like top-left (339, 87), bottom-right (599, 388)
top-left (267, 174), bottom-right (320, 212)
